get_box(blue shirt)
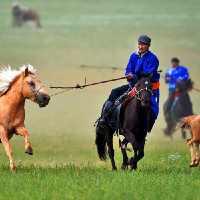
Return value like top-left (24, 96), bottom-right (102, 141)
top-left (165, 66), bottom-right (190, 92)
top-left (125, 51), bottom-right (160, 83)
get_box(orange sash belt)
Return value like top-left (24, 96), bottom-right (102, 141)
top-left (151, 82), bottom-right (160, 90)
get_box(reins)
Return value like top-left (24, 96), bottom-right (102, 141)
top-left (50, 88), bottom-right (75, 97)
top-left (134, 87), bottom-right (153, 101)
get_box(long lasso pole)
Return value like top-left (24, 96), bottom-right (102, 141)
top-left (50, 70), bottom-right (163, 90)
top-left (49, 76), bottom-right (127, 89)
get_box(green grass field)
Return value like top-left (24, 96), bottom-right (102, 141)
top-left (1, 0), bottom-right (200, 199)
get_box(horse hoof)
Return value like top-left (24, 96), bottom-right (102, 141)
top-left (121, 164), bottom-right (128, 170)
top-left (112, 167), bottom-right (117, 171)
top-left (25, 146), bottom-right (33, 155)
top-left (130, 165), bottom-right (137, 170)
top-left (129, 158), bottom-right (137, 170)
top-left (190, 163), bottom-right (198, 168)
top-left (10, 165), bottom-right (16, 172)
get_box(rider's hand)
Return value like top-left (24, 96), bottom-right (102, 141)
top-left (165, 77), bottom-right (170, 82)
top-left (126, 73), bottom-right (134, 81)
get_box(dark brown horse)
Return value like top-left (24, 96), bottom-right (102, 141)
top-left (12, 3), bottom-right (41, 28)
top-left (95, 77), bottom-right (152, 170)
top-left (163, 79), bottom-right (193, 138)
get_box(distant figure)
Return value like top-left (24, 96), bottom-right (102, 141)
top-left (163, 57), bottom-right (193, 138)
top-left (12, 2), bottom-right (41, 28)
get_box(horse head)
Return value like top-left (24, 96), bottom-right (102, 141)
top-left (22, 66), bottom-right (50, 107)
top-left (12, 2), bottom-right (21, 16)
top-left (134, 76), bottom-right (152, 108)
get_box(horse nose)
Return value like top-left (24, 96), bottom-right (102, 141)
top-left (43, 94), bottom-right (50, 103)
top-left (37, 93), bottom-right (50, 107)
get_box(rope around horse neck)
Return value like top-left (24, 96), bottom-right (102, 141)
top-left (50, 88), bottom-right (75, 97)
top-left (40, 81), bottom-right (75, 98)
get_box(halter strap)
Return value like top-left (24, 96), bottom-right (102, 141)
top-left (128, 86), bottom-right (152, 101)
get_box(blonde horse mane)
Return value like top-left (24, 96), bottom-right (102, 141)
top-left (0, 64), bottom-right (37, 94)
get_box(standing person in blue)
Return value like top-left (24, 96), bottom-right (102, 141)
top-left (98, 35), bottom-right (160, 133)
top-left (163, 57), bottom-right (193, 136)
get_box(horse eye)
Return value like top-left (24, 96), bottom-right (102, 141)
top-left (29, 81), bottom-right (35, 88)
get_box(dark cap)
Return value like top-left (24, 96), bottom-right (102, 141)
top-left (138, 35), bottom-right (151, 45)
top-left (171, 57), bottom-right (180, 63)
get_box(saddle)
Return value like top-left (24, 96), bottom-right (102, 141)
top-left (108, 87), bottom-right (138, 133)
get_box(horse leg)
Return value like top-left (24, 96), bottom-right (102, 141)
top-left (136, 142), bottom-right (145, 162)
top-left (0, 126), bottom-right (16, 171)
top-left (181, 128), bottom-right (186, 139)
top-left (194, 143), bottom-right (200, 166)
top-left (189, 143), bottom-right (196, 167)
top-left (16, 127), bottom-right (33, 155)
top-left (122, 128), bottom-right (137, 170)
top-left (120, 139), bottom-right (129, 170)
top-left (107, 134), bottom-right (117, 170)
top-left (36, 18), bottom-right (41, 28)
top-left (129, 147), bottom-right (138, 170)
top-left (130, 142), bottom-right (145, 170)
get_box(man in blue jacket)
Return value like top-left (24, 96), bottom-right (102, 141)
top-left (99, 35), bottom-right (160, 132)
top-left (165, 57), bottom-right (190, 93)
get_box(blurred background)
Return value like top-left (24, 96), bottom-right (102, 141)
top-left (0, 0), bottom-right (200, 167)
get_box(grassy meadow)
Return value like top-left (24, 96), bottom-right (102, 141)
top-left (0, 0), bottom-right (200, 199)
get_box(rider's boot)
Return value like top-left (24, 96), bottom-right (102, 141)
top-left (147, 118), bottom-right (155, 133)
top-left (97, 92), bottom-right (129, 126)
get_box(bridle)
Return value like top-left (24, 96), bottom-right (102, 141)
top-left (32, 85), bottom-right (45, 98)
top-left (134, 85), bottom-right (153, 101)
top-left (21, 79), bottom-right (47, 100)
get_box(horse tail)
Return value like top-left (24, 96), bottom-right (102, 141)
top-left (95, 124), bottom-right (107, 160)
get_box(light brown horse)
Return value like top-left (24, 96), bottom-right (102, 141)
top-left (0, 65), bottom-right (50, 171)
top-left (181, 115), bottom-right (200, 167)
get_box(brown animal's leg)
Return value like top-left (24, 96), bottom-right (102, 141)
top-left (120, 139), bottom-right (129, 170)
top-left (181, 128), bottom-right (187, 139)
top-left (194, 143), bottom-right (200, 166)
top-left (107, 134), bottom-right (117, 170)
top-left (187, 138), bottom-right (195, 145)
top-left (15, 127), bottom-right (33, 155)
top-left (36, 19), bottom-right (41, 28)
top-left (0, 126), bottom-right (16, 171)
top-left (12, 18), bottom-right (17, 27)
top-left (14, 16), bottom-right (22, 27)
top-left (189, 143), bottom-right (196, 167)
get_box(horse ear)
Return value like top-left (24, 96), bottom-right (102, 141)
top-left (24, 67), bottom-right (29, 77)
